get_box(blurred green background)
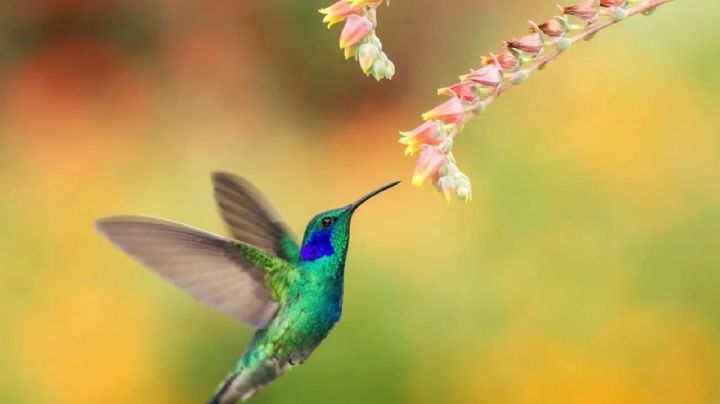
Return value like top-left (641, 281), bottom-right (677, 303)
top-left (1, 0), bottom-right (719, 403)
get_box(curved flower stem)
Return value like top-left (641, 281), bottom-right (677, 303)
top-left (483, 0), bottom-right (676, 109)
top-left (400, 0), bottom-right (678, 202)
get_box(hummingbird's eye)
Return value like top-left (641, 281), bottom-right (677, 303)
top-left (321, 217), bottom-right (334, 228)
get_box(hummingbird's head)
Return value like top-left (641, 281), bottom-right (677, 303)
top-left (299, 181), bottom-right (400, 262)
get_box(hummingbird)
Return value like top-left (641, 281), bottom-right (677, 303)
top-left (95, 172), bottom-right (400, 403)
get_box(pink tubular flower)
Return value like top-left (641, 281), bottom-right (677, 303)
top-left (563, 0), bottom-right (599, 23)
top-left (421, 97), bottom-right (465, 123)
top-left (320, 0), bottom-right (393, 80)
top-left (319, 1), bottom-right (363, 28)
top-left (506, 32), bottom-right (544, 57)
top-left (438, 82), bottom-right (478, 102)
top-left (339, 15), bottom-right (372, 50)
top-left (484, 51), bottom-right (520, 71)
top-left (459, 65), bottom-right (502, 88)
top-left (399, 121), bottom-right (444, 156)
top-left (412, 146), bottom-right (447, 187)
top-left (538, 19), bottom-right (567, 37)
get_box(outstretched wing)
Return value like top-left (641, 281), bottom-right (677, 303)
top-left (96, 216), bottom-right (287, 329)
top-left (212, 172), bottom-right (300, 264)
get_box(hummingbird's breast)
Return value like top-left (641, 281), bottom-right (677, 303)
top-left (224, 259), bottom-right (348, 403)
top-left (294, 277), bottom-right (344, 334)
top-left (269, 273), bottom-right (344, 362)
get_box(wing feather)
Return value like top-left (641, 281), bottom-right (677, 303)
top-left (212, 172), bottom-right (300, 263)
top-left (96, 215), bottom-right (278, 329)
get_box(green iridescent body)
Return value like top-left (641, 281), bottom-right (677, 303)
top-left (95, 173), bottom-right (398, 404)
top-left (213, 209), bottom-right (351, 402)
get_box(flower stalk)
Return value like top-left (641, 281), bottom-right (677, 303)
top-left (320, 0), bottom-right (395, 81)
top-left (399, 0), bottom-right (676, 202)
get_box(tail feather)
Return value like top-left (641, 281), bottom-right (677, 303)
top-left (208, 372), bottom-right (253, 404)
top-left (207, 375), bottom-right (235, 404)
top-left (208, 359), bottom-right (293, 404)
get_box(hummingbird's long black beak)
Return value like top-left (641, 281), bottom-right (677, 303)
top-left (349, 180), bottom-right (401, 212)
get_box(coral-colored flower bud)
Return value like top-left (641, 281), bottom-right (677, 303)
top-left (339, 15), bottom-right (372, 50)
top-left (506, 32), bottom-right (544, 57)
top-left (399, 120), bottom-right (444, 156)
top-left (438, 82), bottom-right (478, 102)
top-left (538, 19), bottom-right (567, 37)
top-left (563, 0), bottom-right (599, 24)
top-left (319, 1), bottom-right (363, 28)
top-left (459, 65), bottom-right (502, 88)
top-left (321, 0), bottom-right (392, 81)
top-left (411, 146), bottom-right (447, 187)
top-left (357, 43), bottom-right (380, 74)
top-left (421, 97), bottom-right (466, 124)
top-left (484, 51), bottom-right (520, 71)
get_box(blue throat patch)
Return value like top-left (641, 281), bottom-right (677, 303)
top-left (300, 229), bottom-right (335, 261)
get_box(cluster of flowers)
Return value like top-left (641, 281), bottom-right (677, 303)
top-left (399, 0), bottom-right (666, 202)
top-left (319, 0), bottom-right (395, 81)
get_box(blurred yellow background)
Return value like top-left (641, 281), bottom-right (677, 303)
top-left (1, 0), bottom-right (719, 403)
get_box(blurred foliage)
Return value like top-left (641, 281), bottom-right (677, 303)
top-left (1, 0), bottom-right (719, 403)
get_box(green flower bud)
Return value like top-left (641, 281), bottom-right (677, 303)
top-left (512, 69), bottom-right (530, 85)
top-left (383, 59), bottom-right (396, 80)
top-left (556, 37), bottom-right (572, 52)
top-left (371, 59), bottom-right (386, 81)
top-left (611, 7), bottom-right (629, 21)
top-left (456, 183), bottom-right (472, 202)
top-left (357, 43), bottom-right (380, 75)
